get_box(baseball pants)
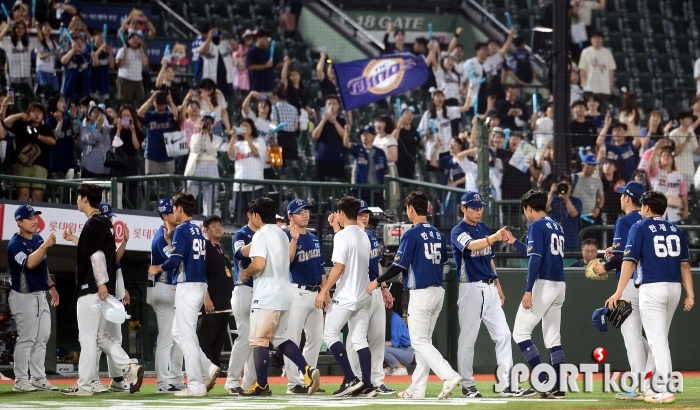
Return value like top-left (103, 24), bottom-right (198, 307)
top-left (99, 268), bottom-right (127, 380)
top-left (8, 290), bottom-right (50, 383)
top-left (405, 287), bottom-right (460, 398)
top-left (225, 285), bottom-right (256, 390)
top-left (172, 282), bottom-right (216, 395)
top-left (621, 280), bottom-right (655, 392)
top-left (76, 293), bottom-right (138, 392)
top-left (347, 289), bottom-right (386, 387)
top-left (147, 282), bottom-right (184, 388)
top-left (639, 282), bottom-right (681, 394)
top-left (249, 308), bottom-right (291, 348)
top-left (512, 279), bottom-right (566, 347)
top-left (323, 299), bottom-right (371, 351)
top-left (457, 282), bottom-right (513, 388)
top-left (284, 284), bottom-right (324, 389)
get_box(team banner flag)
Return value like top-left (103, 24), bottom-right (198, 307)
top-left (332, 53), bottom-right (429, 110)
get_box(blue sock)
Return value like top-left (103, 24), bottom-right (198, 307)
top-left (356, 347), bottom-right (372, 387)
top-left (549, 346), bottom-right (565, 389)
top-left (518, 340), bottom-right (546, 383)
top-left (112, 377), bottom-right (124, 383)
top-left (278, 340), bottom-right (308, 374)
top-left (253, 347), bottom-right (269, 387)
top-left (329, 342), bottom-right (355, 381)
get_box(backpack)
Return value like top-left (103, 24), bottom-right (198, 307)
top-left (512, 50), bottom-right (533, 83)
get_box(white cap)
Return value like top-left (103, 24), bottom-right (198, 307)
top-left (102, 295), bottom-right (127, 324)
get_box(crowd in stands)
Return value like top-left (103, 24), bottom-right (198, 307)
top-left (0, 0), bottom-right (699, 240)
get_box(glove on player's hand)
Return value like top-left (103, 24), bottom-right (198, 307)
top-left (585, 258), bottom-right (608, 280)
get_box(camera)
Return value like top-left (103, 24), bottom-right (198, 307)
top-left (202, 121), bottom-right (210, 130)
top-left (557, 183), bottom-right (569, 195)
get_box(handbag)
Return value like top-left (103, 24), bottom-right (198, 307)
top-left (163, 130), bottom-right (189, 157)
top-left (183, 152), bottom-right (199, 177)
top-left (104, 147), bottom-right (128, 169)
top-left (17, 143), bottom-right (40, 166)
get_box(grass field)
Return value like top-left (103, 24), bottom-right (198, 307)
top-left (1, 375), bottom-right (700, 409)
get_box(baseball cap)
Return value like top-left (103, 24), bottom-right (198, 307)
top-left (14, 204), bottom-right (42, 221)
top-left (200, 110), bottom-right (216, 120)
top-left (98, 202), bottom-right (117, 218)
top-left (361, 125), bottom-right (376, 135)
top-left (615, 181), bottom-right (646, 200)
top-left (241, 29), bottom-right (256, 39)
top-left (460, 191), bottom-right (486, 209)
top-left (591, 306), bottom-right (609, 332)
top-left (157, 197), bottom-right (174, 216)
top-left (287, 199), bottom-right (311, 215)
top-left (358, 200), bottom-right (371, 214)
top-left (582, 153), bottom-right (598, 166)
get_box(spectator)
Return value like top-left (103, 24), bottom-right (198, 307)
top-left (463, 42), bottom-right (489, 115)
top-left (35, 21), bottom-right (60, 96)
top-left (119, 9), bottom-right (156, 42)
top-left (486, 109), bottom-right (501, 130)
top-left (66, 14), bottom-right (88, 40)
top-left (570, 100), bottom-right (598, 148)
top-left (668, 111), bottom-right (699, 188)
top-left (198, 23), bottom-right (237, 96)
top-left (568, 238), bottom-right (599, 267)
top-left (383, 308), bottom-right (413, 376)
top-left (414, 37), bottom-right (438, 93)
top-left (578, 31), bottom-right (616, 105)
top-left (535, 139), bottom-right (553, 188)
top-left (233, 29), bottom-right (255, 99)
top-left (484, 29), bottom-right (515, 79)
top-left (639, 109), bottom-right (665, 152)
top-left (227, 118), bottom-right (266, 212)
top-left (4, 101), bottom-right (55, 202)
top-left (115, 30), bottom-right (148, 104)
top-left (391, 108), bottom-right (423, 181)
top-left (570, 0), bottom-right (607, 61)
top-left (496, 85), bottom-right (528, 131)
top-left (89, 29), bottom-right (114, 103)
top-left (569, 69), bottom-right (584, 106)
top-left (546, 175), bottom-right (583, 252)
top-left (342, 124), bottom-right (387, 208)
top-left (47, 94), bottom-right (78, 180)
top-left (571, 153), bottom-right (604, 239)
top-left (50, 0), bottom-right (80, 29)
top-left (60, 36), bottom-right (91, 103)
top-left (242, 91), bottom-right (274, 179)
top-left (505, 37), bottom-right (536, 85)
top-left (631, 169), bottom-right (652, 191)
top-left (137, 90), bottom-right (179, 175)
top-left (191, 24), bottom-right (207, 86)
top-left (374, 116), bottom-right (400, 209)
top-left (155, 60), bottom-right (181, 108)
top-left (180, 95), bottom-right (201, 145)
top-left (382, 23), bottom-right (407, 54)
top-left (695, 56), bottom-right (700, 98)
top-left (638, 136), bottom-right (675, 173)
top-left (79, 103), bottom-right (112, 178)
top-left (691, 98), bottom-right (700, 134)
top-left (600, 158), bottom-right (625, 227)
top-left (270, 85), bottom-right (299, 168)
top-left (596, 115), bottom-right (637, 181)
top-left (430, 137), bottom-right (469, 189)
top-left (490, 127), bottom-right (506, 150)
top-left (196, 78), bottom-right (232, 136)
top-left (110, 104), bottom-right (142, 209)
top-left (246, 28), bottom-right (275, 94)
top-left (532, 102), bottom-right (554, 157)
top-left (648, 147), bottom-right (688, 223)
top-left (0, 20), bottom-right (37, 98)
top-left (495, 131), bottom-right (536, 200)
top-left (433, 53), bottom-right (464, 135)
top-left (585, 94), bottom-right (605, 130)
top-left (618, 92), bottom-right (642, 130)
top-left (316, 50), bottom-right (340, 100)
top-left (186, 113), bottom-right (222, 216)
top-left (280, 56), bottom-right (312, 121)
top-left (311, 95), bottom-right (347, 181)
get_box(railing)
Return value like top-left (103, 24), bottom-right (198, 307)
top-left (152, 0), bottom-right (201, 37)
top-left (313, 0), bottom-right (385, 51)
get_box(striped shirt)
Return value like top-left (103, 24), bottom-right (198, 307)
top-left (271, 101), bottom-right (298, 132)
top-left (116, 47), bottom-right (143, 81)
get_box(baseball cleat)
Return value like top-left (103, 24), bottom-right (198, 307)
top-left (438, 374), bottom-right (462, 399)
top-left (616, 390), bottom-right (644, 400)
top-left (124, 363), bottom-right (144, 394)
top-left (500, 386), bottom-right (537, 397)
top-left (227, 386), bottom-right (244, 395)
top-left (60, 385), bottom-right (93, 396)
top-left (91, 380), bottom-right (109, 393)
top-left (109, 379), bottom-right (130, 392)
top-left (644, 392), bottom-right (675, 404)
top-left (156, 384), bottom-right (184, 393)
top-left (174, 387), bottom-right (208, 397)
top-left (302, 366), bottom-right (321, 394)
top-left (205, 365), bottom-right (220, 392)
top-left (286, 385), bottom-right (309, 394)
top-left (461, 385), bottom-right (482, 398)
top-left (375, 384), bottom-right (395, 394)
top-left (333, 378), bottom-right (364, 396)
top-left (30, 379), bottom-right (57, 391)
top-left (540, 388), bottom-right (565, 399)
top-left (358, 385), bottom-right (378, 397)
top-left (13, 381), bottom-right (38, 392)
top-left (240, 382), bottom-right (271, 397)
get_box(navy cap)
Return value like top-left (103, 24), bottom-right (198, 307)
top-left (14, 204), bottom-right (41, 221)
top-left (460, 191), bottom-right (486, 209)
top-left (591, 306), bottom-right (609, 332)
top-left (361, 125), bottom-right (376, 135)
top-left (358, 200), bottom-right (371, 214)
top-left (287, 199), bottom-right (311, 215)
top-left (98, 202), bottom-right (116, 217)
top-left (615, 181), bottom-right (646, 200)
top-left (157, 197), bottom-right (174, 216)
top-left (582, 153), bottom-right (598, 165)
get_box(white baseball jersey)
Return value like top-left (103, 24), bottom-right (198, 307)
top-left (330, 225), bottom-right (371, 310)
top-left (249, 224), bottom-right (292, 310)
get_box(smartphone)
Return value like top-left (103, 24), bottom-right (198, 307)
top-left (214, 29), bottom-right (219, 37)
top-left (259, 94), bottom-right (267, 100)
top-left (235, 127), bottom-right (246, 135)
top-left (120, 118), bottom-right (131, 126)
top-left (7, 88), bottom-right (14, 105)
top-left (193, 90), bottom-right (200, 97)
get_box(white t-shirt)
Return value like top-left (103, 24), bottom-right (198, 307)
top-left (668, 127), bottom-right (698, 180)
top-left (459, 156), bottom-right (478, 192)
top-left (433, 65), bottom-right (463, 102)
top-left (418, 107), bottom-right (462, 158)
top-left (249, 224), bottom-right (292, 310)
top-left (200, 40), bottom-right (235, 85)
top-left (231, 137), bottom-right (267, 191)
top-left (116, 47), bottom-right (143, 81)
top-left (694, 57), bottom-right (700, 96)
top-left (197, 91), bottom-right (228, 125)
top-left (244, 110), bottom-right (272, 169)
top-left (578, 46), bottom-right (616, 95)
top-left (534, 117), bottom-right (554, 157)
top-left (373, 135), bottom-right (398, 164)
top-left (3, 37), bottom-right (38, 79)
top-left (35, 39), bottom-right (58, 74)
top-left (330, 225), bottom-right (371, 311)
top-left (484, 53), bottom-right (505, 77)
top-left (463, 57), bottom-right (486, 95)
top-left (650, 168), bottom-right (687, 223)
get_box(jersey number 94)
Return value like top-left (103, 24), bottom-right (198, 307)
top-left (424, 243), bottom-right (442, 265)
top-left (193, 238), bottom-right (206, 260)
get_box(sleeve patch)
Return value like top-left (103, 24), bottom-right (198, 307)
top-left (233, 240), bottom-right (245, 252)
top-left (457, 232), bottom-right (471, 246)
top-left (14, 252), bottom-right (28, 266)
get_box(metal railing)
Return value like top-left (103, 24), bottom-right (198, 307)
top-left (313, 0), bottom-right (385, 51)
top-left (153, 0), bottom-right (201, 37)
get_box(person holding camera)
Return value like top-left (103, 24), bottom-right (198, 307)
top-left (79, 103), bottom-right (112, 178)
top-left (546, 175), bottom-right (583, 252)
top-left (227, 119), bottom-right (267, 217)
top-left (186, 112), bottom-right (222, 216)
top-left (137, 90), bottom-right (179, 175)
top-left (110, 104), bottom-right (143, 208)
top-left (198, 24), bottom-right (238, 97)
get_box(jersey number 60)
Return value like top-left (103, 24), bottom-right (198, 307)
top-left (653, 235), bottom-right (681, 257)
top-left (424, 243), bottom-right (442, 264)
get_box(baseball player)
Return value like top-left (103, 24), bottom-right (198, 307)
top-left (7, 205), bottom-right (59, 392)
top-left (147, 197), bottom-right (185, 393)
top-left (606, 190), bottom-right (694, 404)
top-left (63, 202), bottom-right (132, 393)
top-left (506, 189), bottom-right (566, 399)
top-left (284, 199), bottom-right (326, 394)
top-left (366, 191), bottom-right (462, 400)
top-left (451, 192), bottom-right (535, 398)
top-left (61, 183), bottom-right (143, 396)
top-left (148, 192), bottom-right (219, 397)
top-left (591, 182), bottom-right (655, 400)
top-left (315, 197), bottom-right (375, 397)
top-left (225, 203), bottom-right (257, 395)
top-left (238, 198), bottom-right (321, 397)
top-left (346, 200), bottom-right (395, 395)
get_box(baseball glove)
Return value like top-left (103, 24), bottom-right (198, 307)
top-left (585, 258), bottom-right (608, 280)
top-left (608, 299), bottom-right (633, 328)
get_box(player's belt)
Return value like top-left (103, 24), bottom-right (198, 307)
top-left (147, 280), bottom-right (155, 287)
top-left (477, 278), bottom-right (497, 285)
top-left (295, 284), bottom-right (321, 292)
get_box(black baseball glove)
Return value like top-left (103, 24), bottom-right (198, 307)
top-left (608, 299), bottom-right (633, 328)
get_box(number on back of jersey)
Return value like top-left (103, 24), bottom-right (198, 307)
top-left (653, 235), bottom-right (681, 258)
top-left (424, 243), bottom-right (442, 265)
top-left (550, 233), bottom-right (565, 256)
top-left (193, 238), bottom-right (206, 260)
